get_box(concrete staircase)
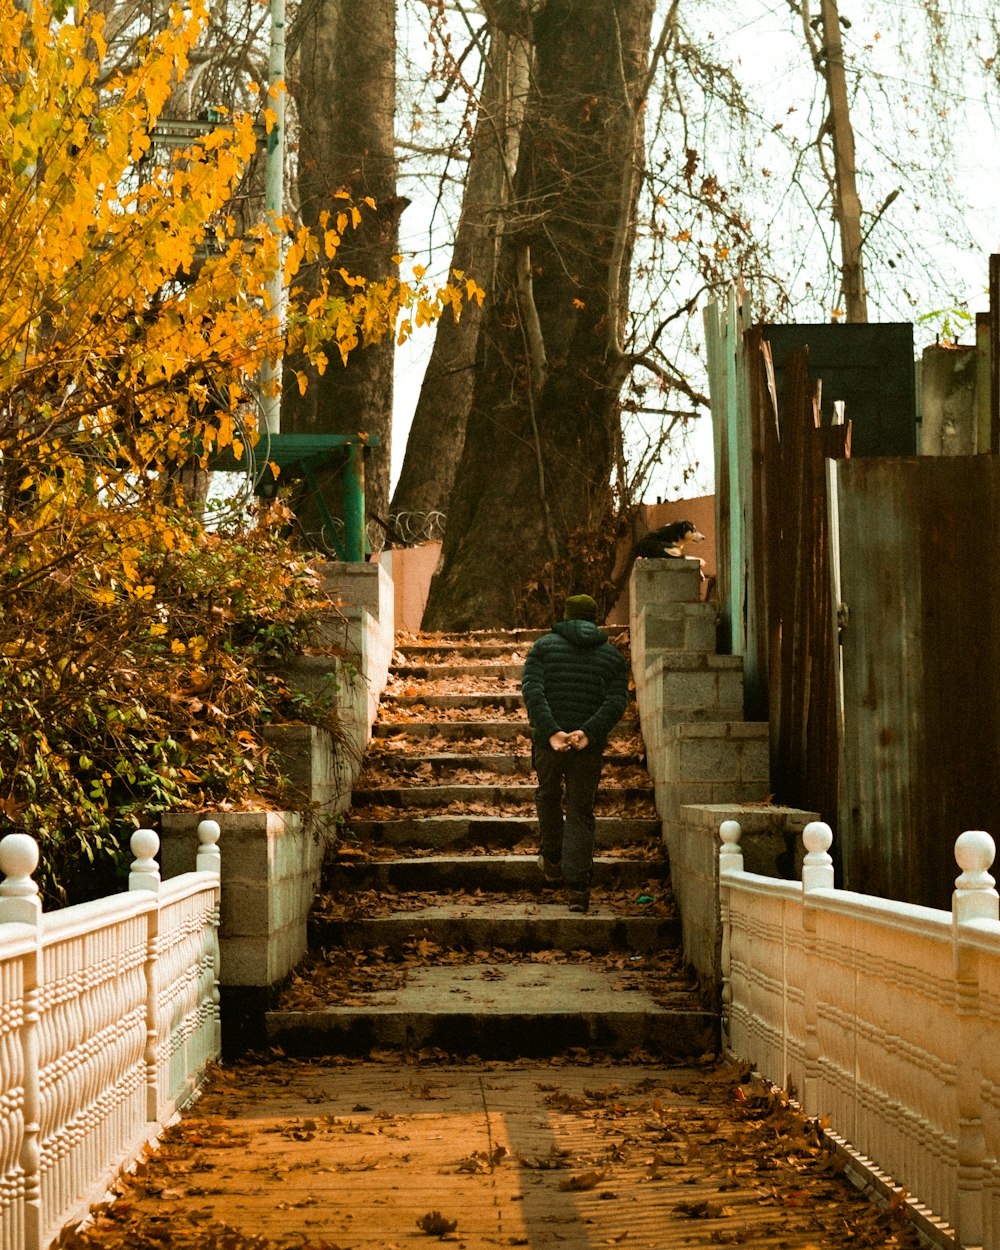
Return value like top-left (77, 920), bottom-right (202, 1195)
top-left (266, 627), bottom-right (718, 1060)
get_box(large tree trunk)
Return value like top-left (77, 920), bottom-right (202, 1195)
top-left (423, 0), bottom-right (654, 630)
top-left (284, 0), bottom-right (400, 551)
top-left (389, 21), bottom-right (530, 526)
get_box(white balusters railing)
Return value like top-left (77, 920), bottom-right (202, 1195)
top-left (721, 818), bottom-right (1000, 1248)
top-left (0, 820), bottom-right (221, 1250)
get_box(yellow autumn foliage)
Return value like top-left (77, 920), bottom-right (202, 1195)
top-left (0, 0), bottom-right (482, 603)
top-left (0, 0), bottom-right (485, 903)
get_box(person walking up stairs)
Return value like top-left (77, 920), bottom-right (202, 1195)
top-left (522, 594), bottom-right (630, 915)
top-left (266, 619), bottom-right (717, 1061)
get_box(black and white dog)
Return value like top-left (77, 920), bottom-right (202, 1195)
top-left (632, 519), bottom-right (705, 561)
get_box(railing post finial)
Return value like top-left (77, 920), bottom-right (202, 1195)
top-left (197, 819), bottom-right (221, 875)
top-left (129, 829), bottom-right (161, 892)
top-left (953, 830), bottom-right (998, 924)
top-left (802, 822), bottom-right (835, 892)
top-left (720, 820), bottom-right (744, 875)
top-left (0, 834), bottom-right (41, 925)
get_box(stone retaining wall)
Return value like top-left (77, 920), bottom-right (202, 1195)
top-left (161, 561), bottom-right (394, 1051)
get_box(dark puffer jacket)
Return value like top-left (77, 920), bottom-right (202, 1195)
top-left (521, 620), bottom-right (629, 751)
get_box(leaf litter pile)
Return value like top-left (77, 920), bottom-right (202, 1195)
top-left (56, 1058), bottom-right (926, 1250)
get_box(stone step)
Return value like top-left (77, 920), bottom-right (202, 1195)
top-left (372, 720), bottom-right (641, 742)
top-left (394, 644), bottom-right (531, 661)
top-left (309, 901), bottom-right (680, 954)
top-left (349, 783), bottom-right (654, 808)
top-left (322, 852), bottom-right (669, 893)
top-left (373, 721), bottom-right (532, 742)
top-left (383, 692), bottom-right (525, 710)
top-left (265, 963), bottom-right (716, 1059)
top-left (399, 630), bottom-right (546, 647)
top-left (361, 751), bottom-right (647, 776)
top-left (343, 814), bottom-right (661, 849)
top-left (390, 663), bottom-right (525, 681)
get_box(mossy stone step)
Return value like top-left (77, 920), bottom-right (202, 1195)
top-left (373, 721), bottom-right (531, 741)
top-left (398, 630), bottom-right (545, 648)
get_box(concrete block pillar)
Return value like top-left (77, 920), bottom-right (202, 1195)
top-left (666, 803), bottom-right (818, 1003)
top-left (160, 809), bottom-right (324, 1054)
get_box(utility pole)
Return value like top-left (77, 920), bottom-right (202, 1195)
top-left (819, 0), bottom-right (868, 323)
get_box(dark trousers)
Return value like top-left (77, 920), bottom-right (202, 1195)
top-left (533, 744), bottom-right (605, 892)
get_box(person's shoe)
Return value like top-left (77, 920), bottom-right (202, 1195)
top-left (567, 890), bottom-right (590, 914)
top-left (537, 854), bottom-right (562, 882)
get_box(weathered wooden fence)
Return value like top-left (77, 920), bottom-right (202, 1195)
top-left (704, 293), bottom-right (848, 824)
top-left (833, 454), bottom-right (1000, 908)
top-left (0, 822), bottom-right (221, 1250)
top-left (721, 817), bottom-right (1000, 1249)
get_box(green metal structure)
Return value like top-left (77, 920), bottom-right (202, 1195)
top-left (208, 432), bottom-right (377, 562)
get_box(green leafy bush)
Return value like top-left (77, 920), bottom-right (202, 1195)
top-left (0, 507), bottom-right (346, 906)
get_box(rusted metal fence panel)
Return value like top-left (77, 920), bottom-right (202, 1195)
top-left (835, 455), bottom-right (1000, 908)
top-left (706, 296), bottom-right (848, 824)
top-left (763, 350), bottom-right (848, 824)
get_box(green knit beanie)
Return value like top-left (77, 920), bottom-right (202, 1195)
top-left (563, 594), bottom-right (598, 622)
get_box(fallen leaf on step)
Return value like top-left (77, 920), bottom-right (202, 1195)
top-left (559, 1168), bottom-right (608, 1191)
top-left (673, 1199), bottom-right (733, 1218)
top-left (417, 1209), bottom-right (458, 1234)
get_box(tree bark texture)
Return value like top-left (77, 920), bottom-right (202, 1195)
top-left (389, 23), bottom-right (530, 526)
top-left (819, 0), bottom-right (868, 322)
top-left (283, 0), bottom-right (399, 550)
top-left (423, 0), bottom-right (654, 630)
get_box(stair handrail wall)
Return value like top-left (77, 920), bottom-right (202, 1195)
top-left (720, 818), bottom-right (1000, 1248)
top-left (0, 821), bottom-right (222, 1250)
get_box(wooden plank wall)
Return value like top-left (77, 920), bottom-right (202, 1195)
top-left (836, 456), bottom-right (1000, 909)
top-left (748, 338), bottom-right (849, 824)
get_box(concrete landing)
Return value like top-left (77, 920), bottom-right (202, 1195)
top-left (266, 963), bottom-right (715, 1058)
